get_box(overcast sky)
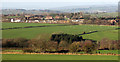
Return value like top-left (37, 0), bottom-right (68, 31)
top-left (1, 0), bottom-right (119, 2)
top-left (1, 0), bottom-right (119, 9)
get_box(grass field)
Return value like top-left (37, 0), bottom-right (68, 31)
top-left (2, 23), bottom-right (119, 61)
top-left (2, 54), bottom-right (118, 60)
top-left (2, 22), bottom-right (118, 41)
top-left (2, 22), bottom-right (60, 28)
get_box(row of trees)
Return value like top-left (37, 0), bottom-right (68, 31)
top-left (2, 33), bottom-right (120, 53)
top-left (83, 19), bottom-right (118, 25)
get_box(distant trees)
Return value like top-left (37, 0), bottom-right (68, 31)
top-left (82, 16), bottom-right (118, 25)
top-left (83, 15), bottom-right (91, 20)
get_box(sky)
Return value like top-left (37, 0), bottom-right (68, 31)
top-left (1, 0), bottom-right (119, 9)
top-left (1, 0), bottom-right (119, 2)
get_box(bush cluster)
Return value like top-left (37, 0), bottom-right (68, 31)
top-left (2, 38), bottom-right (29, 48)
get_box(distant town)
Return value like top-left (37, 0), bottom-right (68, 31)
top-left (1, 10), bottom-right (119, 25)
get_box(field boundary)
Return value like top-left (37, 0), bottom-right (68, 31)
top-left (2, 52), bottom-right (120, 56)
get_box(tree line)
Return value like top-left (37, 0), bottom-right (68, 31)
top-left (2, 33), bottom-right (120, 53)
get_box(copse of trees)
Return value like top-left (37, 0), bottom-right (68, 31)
top-left (50, 33), bottom-right (83, 44)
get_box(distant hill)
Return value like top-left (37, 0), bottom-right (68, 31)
top-left (50, 5), bottom-right (118, 13)
top-left (2, 5), bottom-right (118, 15)
top-left (2, 9), bottom-right (64, 15)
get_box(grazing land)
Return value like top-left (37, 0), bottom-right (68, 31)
top-left (2, 54), bottom-right (118, 60)
top-left (2, 23), bottom-right (119, 60)
top-left (2, 22), bottom-right (60, 28)
top-left (2, 22), bottom-right (118, 41)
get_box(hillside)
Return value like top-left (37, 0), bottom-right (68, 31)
top-left (2, 9), bottom-right (63, 15)
top-left (50, 5), bottom-right (118, 13)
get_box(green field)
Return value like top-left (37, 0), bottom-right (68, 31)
top-left (2, 23), bottom-right (119, 61)
top-left (2, 54), bottom-right (118, 60)
top-left (2, 22), bottom-right (118, 41)
top-left (2, 22), bottom-right (60, 28)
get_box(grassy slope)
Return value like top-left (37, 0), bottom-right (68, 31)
top-left (2, 54), bottom-right (118, 60)
top-left (2, 22), bottom-right (60, 28)
top-left (2, 23), bottom-right (118, 41)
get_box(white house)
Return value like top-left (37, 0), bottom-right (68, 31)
top-left (34, 20), bottom-right (39, 22)
top-left (72, 20), bottom-right (79, 22)
top-left (11, 19), bottom-right (14, 22)
top-left (11, 18), bottom-right (22, 22)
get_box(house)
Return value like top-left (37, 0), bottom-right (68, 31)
top-left (32, 15), bottom-right (44, 20)
top-left (54, 16), bottom-right (60, 19)
top-left (54, 16), bottom-right (64, 20)
top-left (45, 16), bottom-right (53, 20)
top-left (34, 20), bottom-right (39, 22)
top-left (72, 20), bottom-right (79, 22)
top-left (25, 15), bottom-right (32, 20)
top-left (11, 18), bottom-right (23, 22)
top-left (71, 18), bottom-right (84, 23)
top-left (108, 20), bottom-right (116, 23)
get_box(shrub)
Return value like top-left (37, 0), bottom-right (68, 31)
top-left (69, 42), bottom-right (81, 53)
top-left (99, 38), bottom-right (119, 50)
top-left (58, 41), bottom-right (69, 50)
top-left (2, 39), bottom-right (15, 47)
top-left (46, 41), bottom-right (58, 51)
top-left (13, 38), bottom-right (29, 48)
top-left (2, 38), bottom-right (29, 48)
top-left (28, 39), bottom-right (47, 52)
top-left (23, 48), bottom-right (34, 53)
top-left (82, 40), bottom-right (97, 53)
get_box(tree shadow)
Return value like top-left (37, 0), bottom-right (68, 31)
top-left (79, 31), bottom-right (98, 35)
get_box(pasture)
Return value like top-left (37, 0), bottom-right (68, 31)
top-left (2, 22), bottom-right (118, 41)
top-left (2, 54), bottom-right (118, 60)
top-left (2, 23), bottom-right (119, 61)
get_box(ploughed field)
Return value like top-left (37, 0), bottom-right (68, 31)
top-left (2, 54), bottom-right (118, 60)
top-left (2, 22), bottom-right (118, 41)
